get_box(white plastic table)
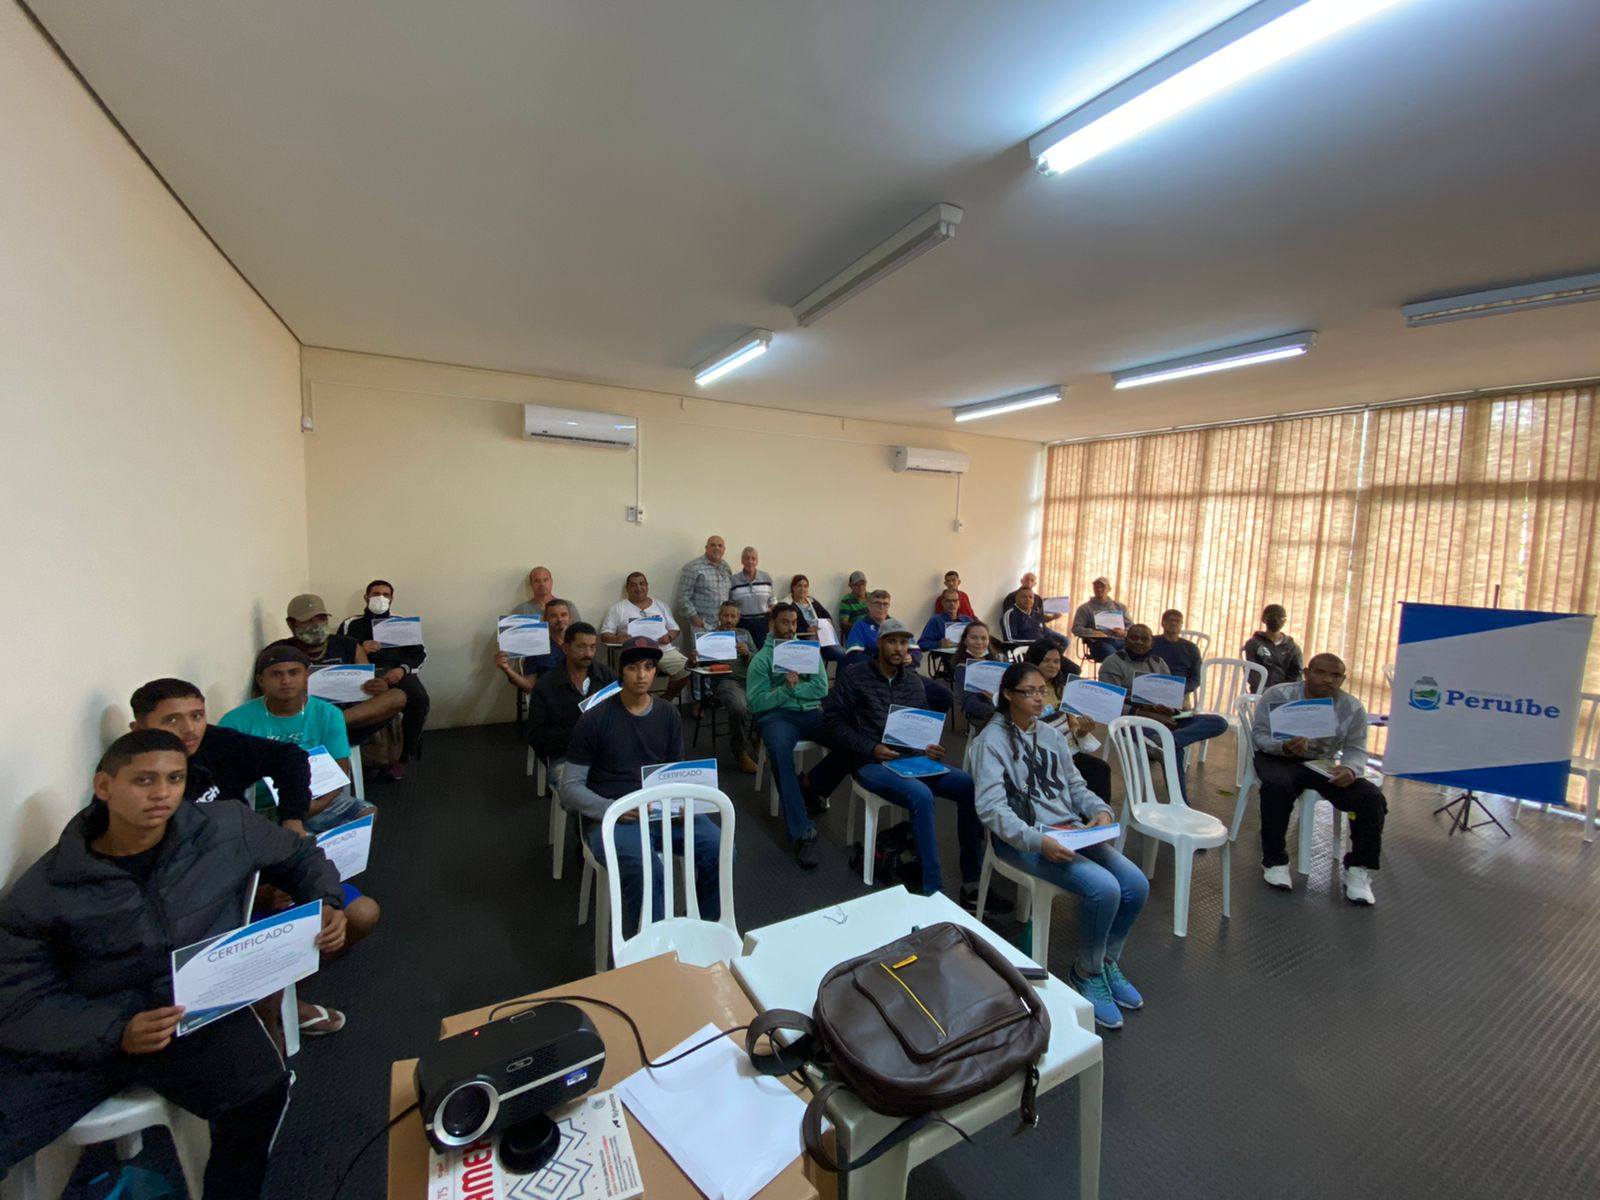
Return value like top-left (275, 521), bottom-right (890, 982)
top-left (733, 887), bottom-right (1103, 1200)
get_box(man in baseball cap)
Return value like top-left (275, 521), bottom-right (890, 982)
top-left (838, 571), bottom-right (870, 635)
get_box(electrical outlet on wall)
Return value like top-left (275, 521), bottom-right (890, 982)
top-left (953, 518), bottom-right (965, 532)
top-left (626, 506), bottom-right (647, 523)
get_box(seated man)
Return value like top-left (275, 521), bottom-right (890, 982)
top-left (338, 579), bottom-right (431, 781)
top-left (220, 645), bottom-right (373, 835)
top-left (747, 603), bottom-right (851, 868)
top-left (1071, 576), bottom-right (1130, 662)
top-left (708, 600), bottom-right (760, 774)
top-left (819, 619), bottom-right (992, 911)
top-left (1242, 604), bottom-right (1304, 691)
top-left (846, 589), bottom-right (952, 712)
top-left (1155, 608), bottom-right (1204, 703)
top-left (494, 597), bottom-right (574, 694)
top-left (930, 570), bottom-right (979, 623)
top-left (1100, 624), bottom-right (1228, 800)
top-left (918, 589), bottom-right (969, 681)
top-left (601, 572), bottom-right (692, 701)
top-left (1000, 585), bottom-right (1068, 649)
top-left (559, 640), bottom-right (725, 933)
top-left (0, 730), bottom-right (345, 1199)
top-left (528, 623), bottom-right (616, 774)
top-left (1251, 653), bottom-right (1385, 905)
top-left (267, 593), bottom-right (405, 745)
top-left (514, 564), bottom-right (581, 622)
top-left (836, 570), bottom-right (870, 635)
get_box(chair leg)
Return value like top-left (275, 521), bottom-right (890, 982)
top-left (1220, 842), bottom-right (1232, 920)
top-left (1295, 795), bottom-right (1316, 875)
top-left (1172, 845), bottom-right (1194, 939)
top-left (281, 981), bottom-right (300, 1059)
top-left (550, 801), bottom-right (568, 880)
top-left (577, 859), bottom-right (593, 923)
top-left (1078, 1057), bottom-right (1103, 1200)
top-left (1512, 796), bottom-right (1524, 822)
top-left (168, 1108), bottom-right (212, 1200)
top-left (1229, 789), bottom-right (1250, 842)
top-left (755, 744), bottom-right (768, 792)
top-left (974, 850), bottom-right (993, 921)
top-left (1030, 890), bottom-right (1053, 970)
top-left (1141, 831), bottom-right (1158, 880)
top-left (862, 800), bottom-right (880, 887)
top-left (594, 881), bottom-right (609, 973)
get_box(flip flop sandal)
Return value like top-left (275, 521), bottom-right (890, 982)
top-left (298, 1004), bottom-right (347, 1036)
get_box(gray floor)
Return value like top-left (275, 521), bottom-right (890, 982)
top-left (73, 715), bottom-right (1600, 1199)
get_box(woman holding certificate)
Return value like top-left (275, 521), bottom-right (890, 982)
top-left (971, 662), bottom-right (1149, 1030)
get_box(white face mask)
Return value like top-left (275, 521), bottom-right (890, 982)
top-left (367, 595), bottom-right (392, 615)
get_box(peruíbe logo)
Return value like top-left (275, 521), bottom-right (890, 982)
top-left (1408, 676), bottom-right (1441, 711)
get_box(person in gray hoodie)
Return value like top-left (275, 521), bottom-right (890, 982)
top-left (971, 661), bottom-right (1149, 1029)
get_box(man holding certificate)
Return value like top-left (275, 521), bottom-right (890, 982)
top-left (1100, 625), bottom-right (1228, 800)
top-left (600, 571), bottom-right (693, 701)
top-left (1250, 654), bottom-right (1387, 905)
top-left (0, 730), bottom-right (344, 1199)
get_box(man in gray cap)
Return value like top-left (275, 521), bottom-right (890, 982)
top-left (837, 570), bottom-right (870, 636)
top-left (265, 593), bottom-right (405, 754)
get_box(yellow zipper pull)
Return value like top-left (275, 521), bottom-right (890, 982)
top-left (889, 954), bottom-right (918, 969)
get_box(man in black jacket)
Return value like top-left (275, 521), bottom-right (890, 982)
top-left (528, 623), bottom-right (616, 770)
top-left (820, 619), bottom-right (990, 908)
top-left (0, 730), bottom-right (345, 1198)
top-left (337, 579), bottom-right (431, 780)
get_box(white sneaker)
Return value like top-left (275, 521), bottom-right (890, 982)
top-left (1344, 865), bottom-right (1376, 906)
top-left (1262, 864), bottom-right (1293, 891)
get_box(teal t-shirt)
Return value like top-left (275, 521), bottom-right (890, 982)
top-left (219, 696), bottom-right (351, 760)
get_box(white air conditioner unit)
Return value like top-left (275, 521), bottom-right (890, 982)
top-left (893, 446), bottom-right (970, 476)
top-left (522, 405), bottom-right (637, 449)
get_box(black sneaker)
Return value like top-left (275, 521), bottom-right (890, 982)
top-left (794, 832), bottom-right (821, 870)
top-left (960, 885), bottom-right (1014, 917)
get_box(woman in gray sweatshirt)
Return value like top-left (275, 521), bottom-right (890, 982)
top-left (971, 662), bottom-right (1150, 1029)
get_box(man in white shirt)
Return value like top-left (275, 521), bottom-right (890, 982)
top-left (601, 572), bottom-right (692, 701)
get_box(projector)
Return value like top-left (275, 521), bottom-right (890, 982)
top-left (416, 1001), bottom-right (605, 1152)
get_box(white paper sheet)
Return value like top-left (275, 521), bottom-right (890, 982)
top-left (1093, 610), bottom-right (1127, 632)
top-left (883, 704), bottom-right (945, 750)
top-left (497, 618), bottom-right (551, 656)
top-left (814, 619), bottom-right (839, 648)
top-left (1130, 672), bottom-right (1186, 710)
top-left (170, 901), bottom-right (322, 1036)
top-left (1061, 678), bottom-right (1127, 726)
top-left (1042, 595), bottom-right (1073, 615)
top-left (306, 664), bottom-right (375, 703)
top-left (1269, 697), bottom-right (1338, 740)
top-left (627, 615), bottom-right (668, 640)
top-left (961, 660), bottom-right (1008, 700)
top-left (372, 616), bottom-right (423, 647)
top-left (640, 758), bottom-right (720, 790)
top-left (1042, 822), bottom-right (1120, 853)
top-left (579, 680), bottom-right (622, 712)
top-left (315, 814), bottom-right (372, 881)
top-left (771, 639), bottom-right (822, 676)
top-left (943, 621), bottom-right (969, 643)
top-left (696, 631), bottom-right (738, 661)
top-left (616, 1023), bottom-right (806, 1200)
top-left (304, 745), bottom-right (350, 798)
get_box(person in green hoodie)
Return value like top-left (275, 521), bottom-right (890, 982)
top-left (748, 603), bottom-right (850, 868)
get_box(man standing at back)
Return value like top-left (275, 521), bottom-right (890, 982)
top-left (338, 579), bottom-right (430, 781)
top-left (676, 535), bottom-right (734, 640)
top-left (930, 571), bottom-right (979, 623)
top-left (728, 545), bottom-right (774, 648)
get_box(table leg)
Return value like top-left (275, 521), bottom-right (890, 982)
top-left (1078, 1057), bottom-right (1103, 1200)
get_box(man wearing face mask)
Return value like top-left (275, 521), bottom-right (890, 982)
top-left (1100, 624), bottom-right (1228, 800)
top-left (338, 580), bottom-right (431, 780)
top-left (265, 593), bottom-right (405, 750)
top-left (1242, 604), bottom-right (1304, 691)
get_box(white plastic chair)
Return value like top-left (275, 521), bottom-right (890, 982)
top-left (348, 741), bottom-right (364, 801)
top-left (1514, 691), bottom-right (1600, 843)
top-left (1228, 696), bottom-right (1342, 869)
top-left (755, 738), bottom-right (824, 817)
top-left (579, 784), bottom-right (740, 971)
top-left (846, 779), bottom-right (909, 886)
top-left (1108, 716), bottom-right (1230, 938)
top-left (1193, 658), bottom-right (1266, 766)
top-left (974, 839), bottom-right (1070, 970)
top-left (1180, 629), bottom-right (1212, 656)
top-left (545, 761), bottom-right (571, 879)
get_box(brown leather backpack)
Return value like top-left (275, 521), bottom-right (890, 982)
top-left (746, 921), bottom-right (1050, 1171)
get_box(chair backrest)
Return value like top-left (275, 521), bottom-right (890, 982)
top-left (1233, 694), bottom-right (1259, 791)
top-left (600, 783), bottom-right (738, 967)
top-left (1575, 692), bottom-right (1600, 762)
top-left (1008, 644), bottom-right (1029, 663)
top-left (1180, 628), bottom-right (1211, 655)
top-left (1197, 657), bottom-right (1266, 715)
top-left (1108, 715), bottom-right (1191, 816)
top-left (244, 870), bottom-right (261, 924)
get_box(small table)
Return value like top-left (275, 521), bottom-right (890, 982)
top-left (387, 952), bottom-right (820, 1200)
top-left (733, 887), bottom-right (1102, 1200)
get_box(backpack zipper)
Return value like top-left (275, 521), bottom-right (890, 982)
top-left (879, 961), bottom-right (947, 1038)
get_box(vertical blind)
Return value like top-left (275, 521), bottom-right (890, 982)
top-left (1040, 385), bottom-right (1600, 789)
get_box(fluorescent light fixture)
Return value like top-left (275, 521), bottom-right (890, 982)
top-left (1113, 332), bottom-right (1316, 389)
top-left (1029, 0), bottom-right (1409, 176)
top-left (952, 386), bottom-right (1064, 423)
top-left (1401, 271), bottom-right (1600, 327)
top-left (692, 328), bottom-right (772, 386)
top-left (792, 204), bottom-right (964, 326)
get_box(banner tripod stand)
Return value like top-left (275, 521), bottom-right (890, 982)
top-left (1433, 789), bottom-right (1510, 837)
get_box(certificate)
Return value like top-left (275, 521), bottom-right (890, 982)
top-left (497, 617), bottom-right (550, 657)
top-left (315, 813), bottom-right (373, 881)
top-left (170, 900), bottom-right (322, 1036)
top-left (627, 614), bottom-right (668, 639)
top-left (1042, 596), bottom-right (1073, 615)
top-left (1269, 697), bottom-right (1338, 740)
top-left (304, 745), bottom-right (349, 798)
top-left (1042, 822), bottom-right (1120, 853)
top-left (579, 680), bottom-right (622, 713)
top-left (307, 664), bottom-right (374, 703)
top-left (695, 631), bottom-right (738, 661)
top-left (1130, 673), bottom-right (1186, 710)
top-left (962, 660), bottom-right (1009, 700)
top-left (883, 704), bottom-right (945, 751)
top-left (1061, 678), bottom-right (1127, 726)
top-left (771, 639), bottom-right (822, 676)
top-left (943, 622), bottom-right (968, 644)
top-left (373, 616), bottom-right (423, 647)
top-left (1093, 610), bottom-right (1127, 633)
top-left (814, 619), bottom-right (839, 648)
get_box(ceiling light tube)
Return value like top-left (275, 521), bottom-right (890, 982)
top-left (1401, 271), bottom-right (1600, 327)
top-left (1113, 332), bottom-right (1316, 389)
top-left (692, 329), bottom-right (773, 386)
top-left (952, 386), bottom-right (1064, 423)
top-left (792, 204), bottom-right (964, 326)
top-left (1028, 0), bottom-right (1409, 176)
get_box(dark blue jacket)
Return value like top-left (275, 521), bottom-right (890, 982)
top-left (821, 658), bottom-right (936, 768)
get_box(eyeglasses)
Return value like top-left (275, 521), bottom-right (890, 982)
top-left (1010, 686), bottom-right (1048, 698)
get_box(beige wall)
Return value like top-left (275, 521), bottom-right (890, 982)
top-left (0, 5), bottom-right (308, 884)
top-left (302, 348), bottom-right (1043, 729)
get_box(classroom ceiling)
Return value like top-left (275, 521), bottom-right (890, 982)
top-left (27, 0), bottom-right (1600, 441)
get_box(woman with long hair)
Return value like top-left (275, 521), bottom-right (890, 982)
top-left (951, 621), bottom-right (1003, 730)
top-left (970, 662), bottom-right (1149, 1029)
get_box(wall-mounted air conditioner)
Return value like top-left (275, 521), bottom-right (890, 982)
top-left (892, 446), bottom-right (970, 476)
top-left (522, 405), bottom-right (637, 449)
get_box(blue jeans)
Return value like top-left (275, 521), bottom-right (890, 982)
top-left (1153, 713), bottom-right (1229, 798)
top-left (821, 645), bottom-right (851, 667)
top-left (1086, 637), bottom-right (1123, 662)
top-left (303, 786), bottom-right (366, 834)
top-left (584, 814), bottom-right (725, 937)
top-left (855, 763), bottom-right (983, 897)
top-left (993, 839), bottom-right (1150, 975)
top-left (755, 709), bottom-right (849, 841)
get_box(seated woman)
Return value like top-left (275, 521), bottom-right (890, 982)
top-left (788, 574), bottom-right (847, 666)
top-left (1024, 639), bottom-right (1109, 803)
top-left (970, 662), bottom-right (1149, 1030)
top-left (951, 621), bottom-right (1003, 730)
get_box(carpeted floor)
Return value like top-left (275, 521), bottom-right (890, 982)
top-left (64, 715), bottom-right (1600, 1199)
